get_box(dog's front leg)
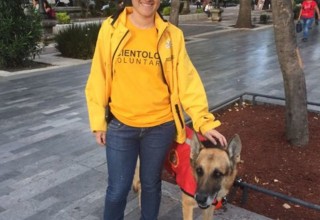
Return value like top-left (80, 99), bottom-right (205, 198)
top-left (202, 205), bottom-right (214, 220)
top-left (181, 192), bottom-right (195, 220)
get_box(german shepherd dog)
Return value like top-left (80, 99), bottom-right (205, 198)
top-left (133, 130), bottom-right (242, 220)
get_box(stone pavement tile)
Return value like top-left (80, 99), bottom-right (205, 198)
top-left (0, 186), bottom-right (14, 197)
top-left (0, 170), bottom-right (21, 183)
top-left (0, 197), bottom-right (59, 220)
top-left (213, 204), bottom-right (272, 220)
top-left (0, 164), bottom-right (90, 208)
top-left (0, 206), bottom-right (5, 214)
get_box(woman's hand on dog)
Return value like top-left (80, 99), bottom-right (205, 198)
top-left (204, 129), bottom-right (227, 147)
top-left (94, 130), bottom-right (106, 146)
top-left (94, 129), bottom-right (227, 147)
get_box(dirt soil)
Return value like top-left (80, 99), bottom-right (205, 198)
top-left (215, 102), bottom-right (320, 220)
top-left (2, 61), bottom-right (50, 72)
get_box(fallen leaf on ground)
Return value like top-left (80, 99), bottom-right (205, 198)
top-left (283, 203), bottom-right (291, 209)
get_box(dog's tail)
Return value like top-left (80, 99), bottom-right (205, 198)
top-left (132, 179), bottom-right (141, 193)
top-left (132, 159), bottom-right (142, 207)
top-left (132, 158), bottom-right (141, 193)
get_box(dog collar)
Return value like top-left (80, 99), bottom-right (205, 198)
top-left (196, 199), bottom-right (223, 210)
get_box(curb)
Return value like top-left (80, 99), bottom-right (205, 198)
top-left (0, 52), bottom-right (91, 77)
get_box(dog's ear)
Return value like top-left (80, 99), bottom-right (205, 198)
top-left (227, 134), bottom-right (242, 163)
top-left (190, 131), bottom-right (204, 162)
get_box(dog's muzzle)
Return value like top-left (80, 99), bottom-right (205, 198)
top-left (194, 192), bottom-right (217, 209)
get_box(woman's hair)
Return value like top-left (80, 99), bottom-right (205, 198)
top-left (43, 0), bottom-right (52, 8)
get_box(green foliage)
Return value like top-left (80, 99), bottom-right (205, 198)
top-left (55, 23), bottom-right (101, 59)
top-left (0, 0), bottom-right (42, 68)
top-left (162, 6), bottom-right (171, 16)
top-left (260, 14), bottom-right (270, 24)
top-left (101, 2), bottom-right (118, 17)
top-left (195, 8), bottom-right (203, 13)
top-left (56, 12), bottom-right (71, 24)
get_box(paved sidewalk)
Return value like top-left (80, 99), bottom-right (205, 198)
top-left (1, 5), bottom-right (319, 220)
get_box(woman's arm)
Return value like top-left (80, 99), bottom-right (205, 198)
top-left (298, 5), bottom-right (302, 20)
top-left (175, 31), bottom-right (226, 146)
top-left (315, 5), bottom-right (320, 19)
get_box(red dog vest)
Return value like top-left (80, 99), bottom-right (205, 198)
top-left (163, 126), bottom-right (223, 209)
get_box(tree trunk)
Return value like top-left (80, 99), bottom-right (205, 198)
top-left (181, 0), bottom-right (190, 14)
top-left (235, 0), bottom-right (253, 28)
top-left (271, 0), bottom-right (309, 146)
top-left (169, 0), bottom-right (180, 26)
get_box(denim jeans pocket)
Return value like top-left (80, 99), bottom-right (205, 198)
top-left (108, 118), bottom-right (125, 130)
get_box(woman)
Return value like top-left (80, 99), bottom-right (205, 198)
top-left (85, 0), bottom-right (227, 219)
top-left (204, 2), bottom-right (213, 17)
top-left (32, 0), bottom-right (39, 12)
top-left (298, 0), bottom-right (320, 42)
top-left (43, 0), bottom-right (55, 19)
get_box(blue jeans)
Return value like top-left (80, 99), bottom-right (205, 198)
top-left (302, 17), bottom-right (314, 39)
top-left (104, 118), bottom-right (176, 220)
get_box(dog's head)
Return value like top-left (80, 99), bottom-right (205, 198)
top-left (190, 132), bottom-right (242, 209)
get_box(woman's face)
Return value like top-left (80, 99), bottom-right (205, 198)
top-left (131, 0), bottom-right (160, 19)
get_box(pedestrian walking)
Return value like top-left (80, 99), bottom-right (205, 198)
top-left (204, 1), bottom-right (213, 17)
top-left (298, 0), bottom-right (320, 42)
top-left (196, 0), bottom-right (202, 9)
top-left (257, 0), bottom-right (265, 10)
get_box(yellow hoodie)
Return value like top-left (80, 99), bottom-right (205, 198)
top-left (85, 7), bottom-right (221, 143)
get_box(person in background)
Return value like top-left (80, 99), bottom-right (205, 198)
top-left (43, 0), bottom-right (56, 19)
top-left (196, 0), bottom-right (202, 9)
top-left (315, 0), bottom-right (320, 25)
top-left (55, 0), bottom-right (65, 6)
top-left (117, 0), bottom-right (124, 9)
top-left (32, 0), bottom-right (39, 12)
top-left (202, 0), bottom-right (209, 10)
top-left (251, 0), bottom-right (256, 10)
top-left (223, 0), bottom-right (227, 8)
top-left (298, 0), bottom-right (320, 42)
top-left (257, 0), bottom-right (265, 10)
top-left (204, 1), bottom-right (213, 17)
top-left (85, 0), bottom-right (227, 219)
